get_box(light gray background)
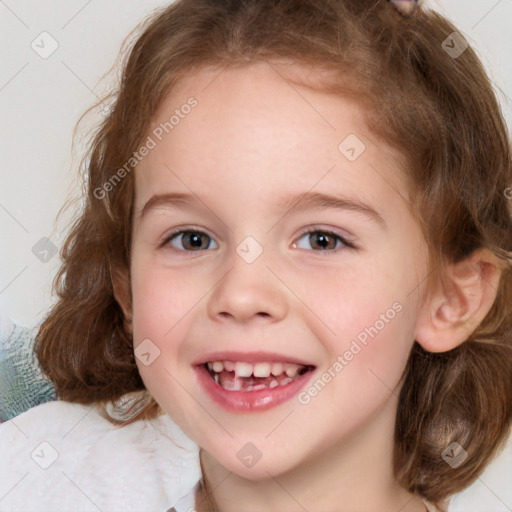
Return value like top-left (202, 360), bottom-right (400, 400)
top-left (0, 1), bottom-right (511, 510)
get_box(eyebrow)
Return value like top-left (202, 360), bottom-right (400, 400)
top-left (137, 192), bottom-right (198, 221)
top-left (278, 191), bottom-right (386, 228)
top-left (138, 191), bottom-right (386, 228)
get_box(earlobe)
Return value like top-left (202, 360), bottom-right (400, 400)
top-left (414, 249), bottom-right (502, 353)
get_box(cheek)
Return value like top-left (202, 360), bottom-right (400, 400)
top-left (129, 258), bottom-right (200, 393)
top-left (297, 305), bottom-right (413, 430)
top-left (130, 257), bottom-right (202, 340)
top-left (293, 257), bottom-right (416, 389)
top-left (293, 254), bottom-right (413, 337)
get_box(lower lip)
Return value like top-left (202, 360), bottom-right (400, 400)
top-left (194, 364), bottom-right (315, 412)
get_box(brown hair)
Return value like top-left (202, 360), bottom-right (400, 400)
top-left (35, 0), bottom-right (512, 505)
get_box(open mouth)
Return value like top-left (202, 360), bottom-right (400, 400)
top-left (203, 360), bottom-right (316, 392)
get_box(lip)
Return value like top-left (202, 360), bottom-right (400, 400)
top-left (192, 350), bottom-right (315, 366)
top-left (194, 361), bottom-right (316, 412)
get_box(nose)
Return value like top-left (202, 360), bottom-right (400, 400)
top-left (207, 249), bottom-right (289, 325)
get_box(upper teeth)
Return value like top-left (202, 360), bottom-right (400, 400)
top-left (207, 361), bottom-right (304, 379)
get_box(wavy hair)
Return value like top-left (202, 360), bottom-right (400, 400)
top-left (35, 0), bottom-right (512, 505)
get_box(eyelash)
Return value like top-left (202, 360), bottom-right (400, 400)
top-left (159, 226), bottom-right (356, 255)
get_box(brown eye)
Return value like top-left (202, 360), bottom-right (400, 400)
top-left (295, 230), bottom-right (347, 252)
top-left (166, 230), bottom-right (217, 251)
top-left (308, 232), bottom-right (338, 250)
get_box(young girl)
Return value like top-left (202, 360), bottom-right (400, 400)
top-left (1, 0), bottom-right (511, 510)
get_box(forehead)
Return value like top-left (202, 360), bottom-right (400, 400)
top-left (134, 61), bottom-right (410, 216)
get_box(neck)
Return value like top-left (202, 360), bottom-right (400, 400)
top-left (197, 397), bottom-right (427, 512)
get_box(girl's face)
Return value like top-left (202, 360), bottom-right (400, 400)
top-left (129, 62), bottom-right (429, 479)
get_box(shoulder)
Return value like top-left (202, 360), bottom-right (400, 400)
top-left (0, 401), bottom-right (201, 512)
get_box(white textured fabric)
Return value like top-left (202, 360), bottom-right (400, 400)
top-left (166, 482), bottom-right (199, 512)
top-left (2, 400), bottom-right (511, 511)
top-left (0, 401), bottom-right (201, 512)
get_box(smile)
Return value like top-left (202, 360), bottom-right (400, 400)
top-left (194, 352), bottom-right (316, 412)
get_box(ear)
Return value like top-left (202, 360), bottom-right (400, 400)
top-left (414, 248), bottom-right (502, 353)
top-left (110, 263), bottom-right (133, 333)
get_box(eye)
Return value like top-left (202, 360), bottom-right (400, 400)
top-left (293, 229), bottom-right (354, 253)
top-left (163, 229), bottom-right (218, 252)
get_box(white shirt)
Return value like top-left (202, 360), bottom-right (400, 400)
top-left (0, 401), bottom-right (201, 511)
top-left (166, 482), bottom-right (199, 512)
top-left (1, 401), bottom-right (511, 511)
